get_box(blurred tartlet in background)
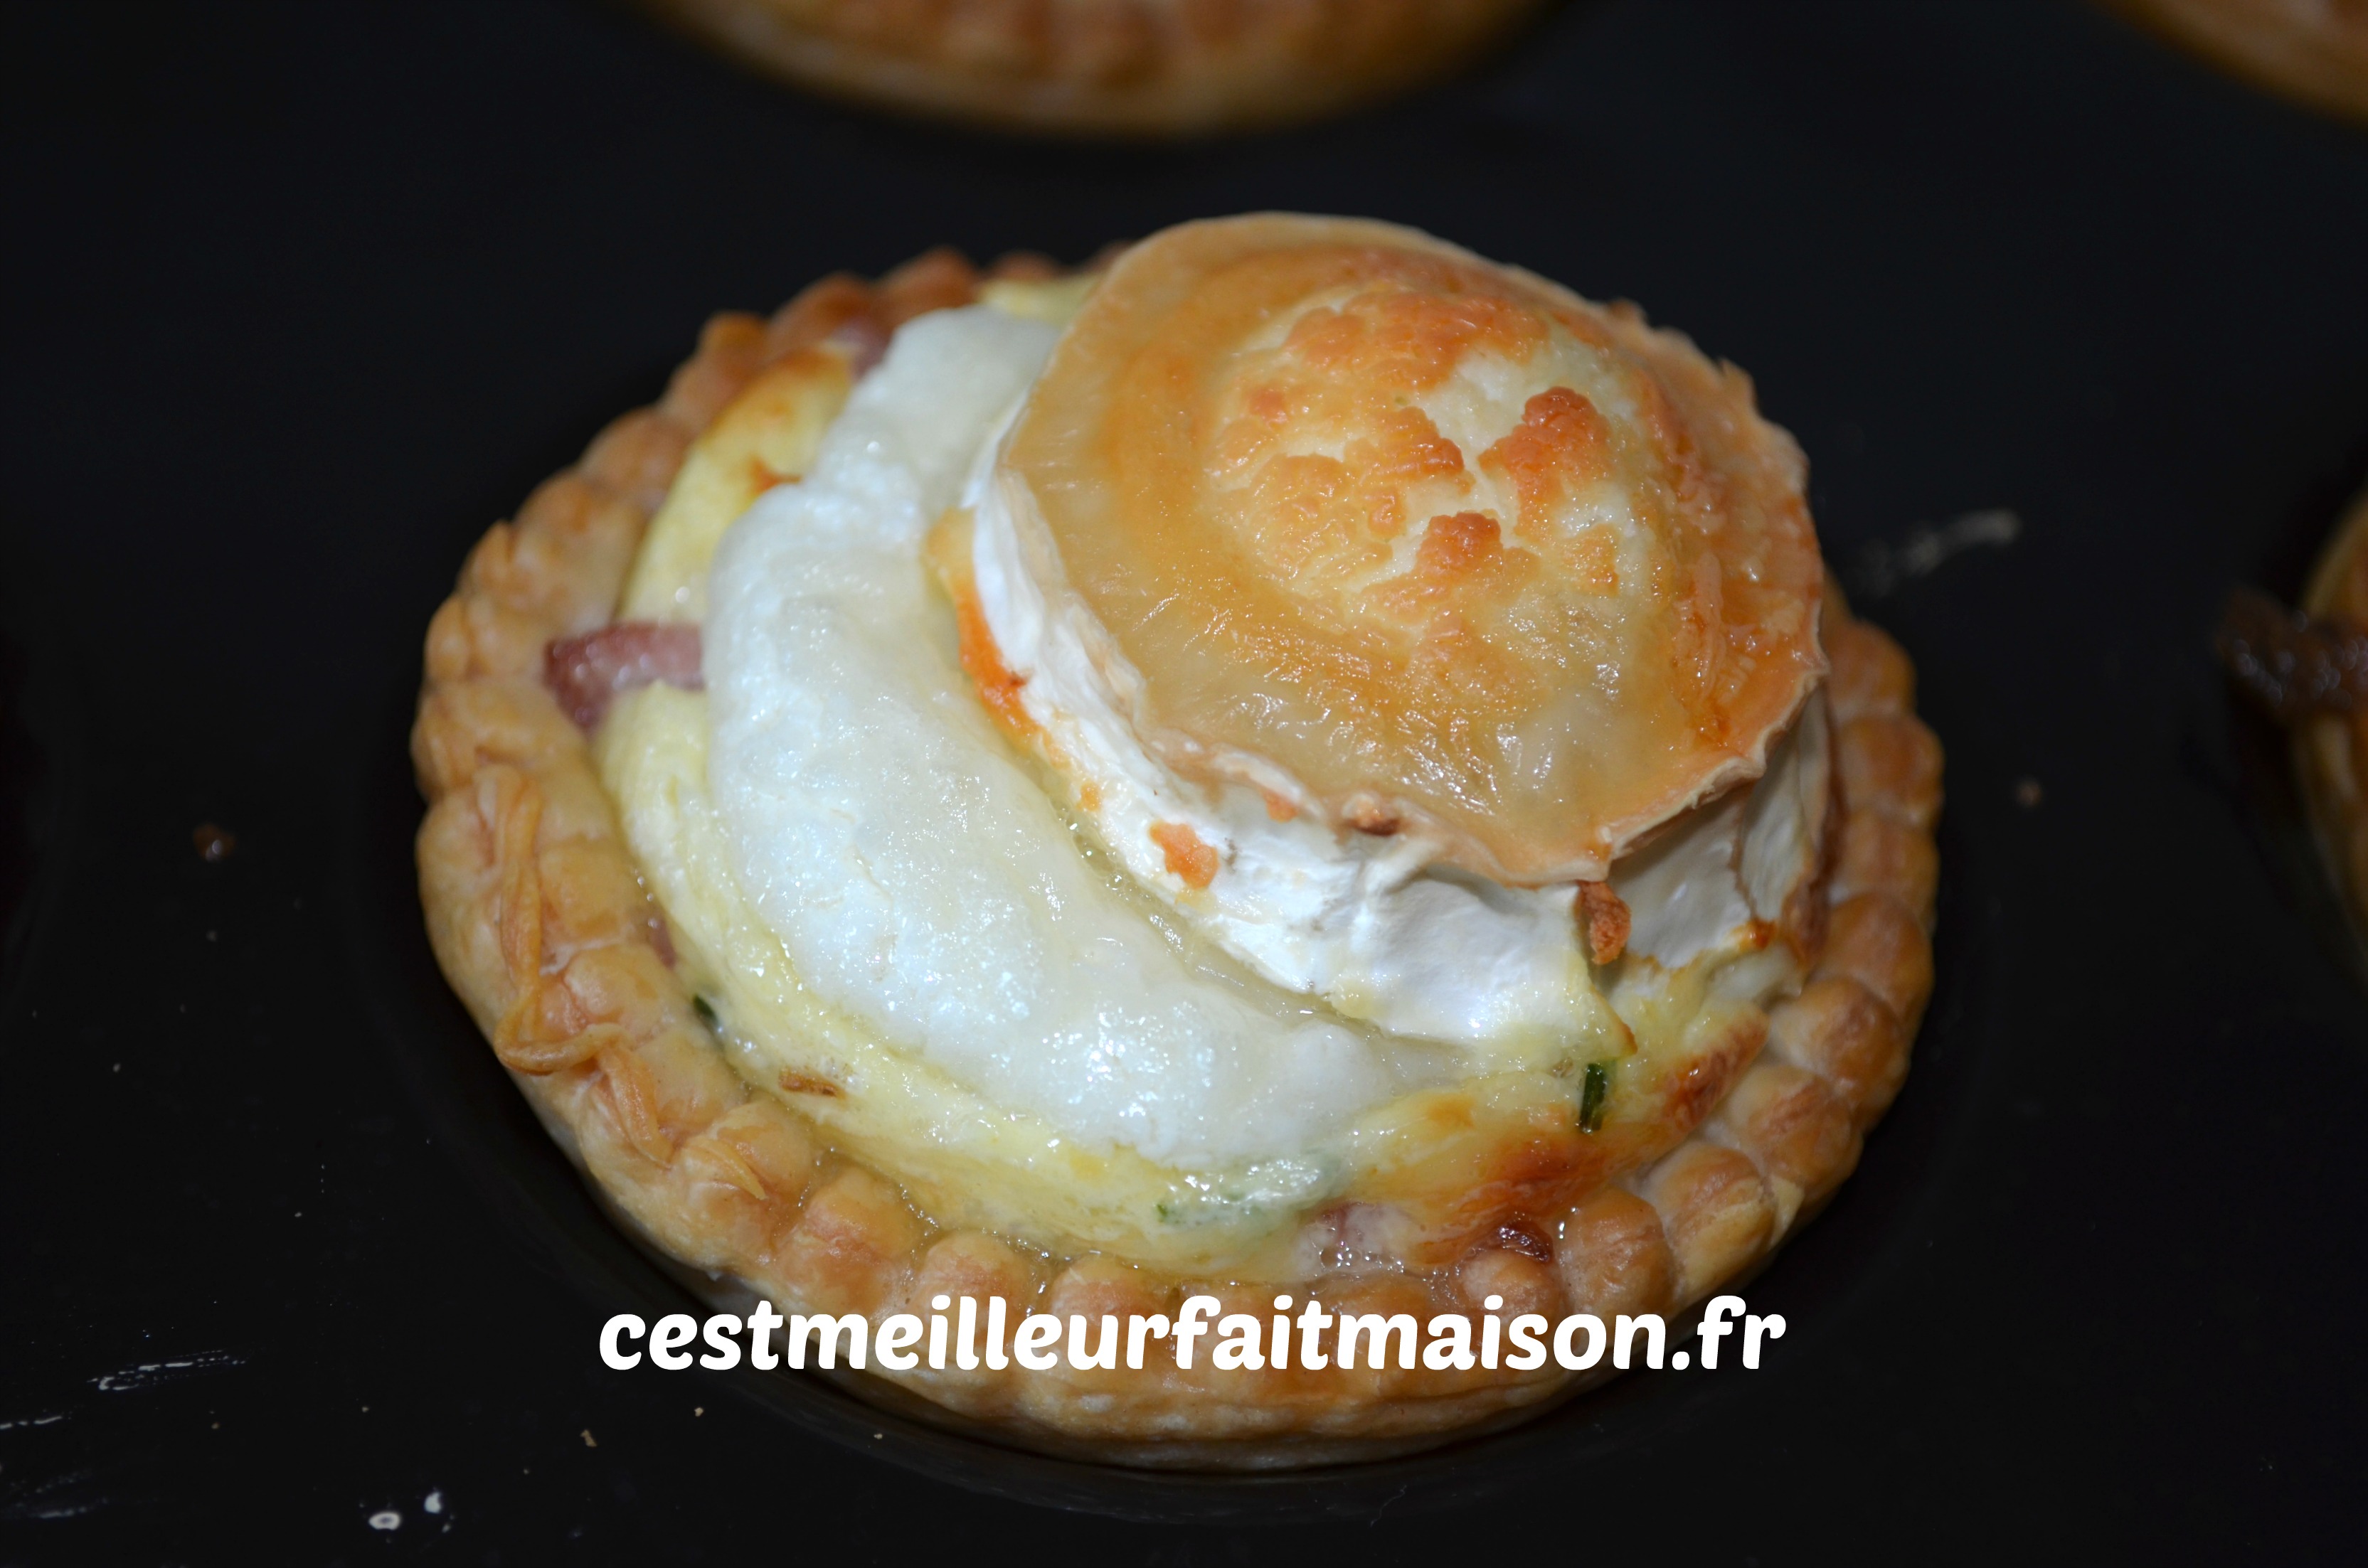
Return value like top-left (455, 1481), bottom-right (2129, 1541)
top-left (2104, 0), bottom-right (2368, 122)
top-left (2224, 486), bottom-right (2368, 966)
top-left (637, 0), bottom-right (1552, 135)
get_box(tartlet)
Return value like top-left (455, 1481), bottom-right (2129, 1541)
top-left (638, 0), bottom-right (1549, 135)
top-left (413, 218), bottom-right (1943, 1465)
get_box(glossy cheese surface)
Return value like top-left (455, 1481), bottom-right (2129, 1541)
top-left (993, 214), bottom-right (1827, 885)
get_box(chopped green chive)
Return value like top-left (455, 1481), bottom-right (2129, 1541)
top-left (1579, 1062), bottom-right (1610, 1134)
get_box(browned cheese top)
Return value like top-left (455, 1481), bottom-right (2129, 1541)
top-left (998, 214), bottom-right (1827, 885)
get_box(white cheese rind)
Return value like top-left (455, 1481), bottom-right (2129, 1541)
top-left (968, 425), bottom-right (1830, 1052)
top-left (1613, 694), bottom-right (1828, 970)
top-left (970, 456), bottom-right (1600, 1059)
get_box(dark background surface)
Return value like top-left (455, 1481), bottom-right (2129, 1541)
top-left (6, 0), bottom-right (2368, 1560)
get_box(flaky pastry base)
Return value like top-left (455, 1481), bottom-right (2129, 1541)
top-left (412, 250), bottom-right (1943, 1466)
top-left (638, 0), bottom-right (1548, 136)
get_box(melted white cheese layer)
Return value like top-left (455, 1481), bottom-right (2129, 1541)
top-left (703, 300), bottom-right (1828, 1182)
top-left (705, 309), bottom-right (1447, 1169)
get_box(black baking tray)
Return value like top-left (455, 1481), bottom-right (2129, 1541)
top-left (5, 0), bottom-right (2368, 1559)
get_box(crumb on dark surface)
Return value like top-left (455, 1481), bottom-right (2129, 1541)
top-left (192, 823), bottom-right (235, 862)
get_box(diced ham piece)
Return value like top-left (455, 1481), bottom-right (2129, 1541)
top-left (822, 316), bottom-right (892, 376)
top-left (543, 622), bottom-right (704, 728)
top-left (1576, 880), bottom-right (1630, 966)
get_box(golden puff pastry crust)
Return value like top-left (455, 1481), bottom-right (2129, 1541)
top-left (412, 247), bottom-right (1941, 1466)
top-left (2104, 0), bottom-right (2368, 122)
top-left (637, 0), bottom-right (1549, 135)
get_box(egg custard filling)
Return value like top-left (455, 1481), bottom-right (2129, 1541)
top-left (595, 218), bottom-right (1835, 1279)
